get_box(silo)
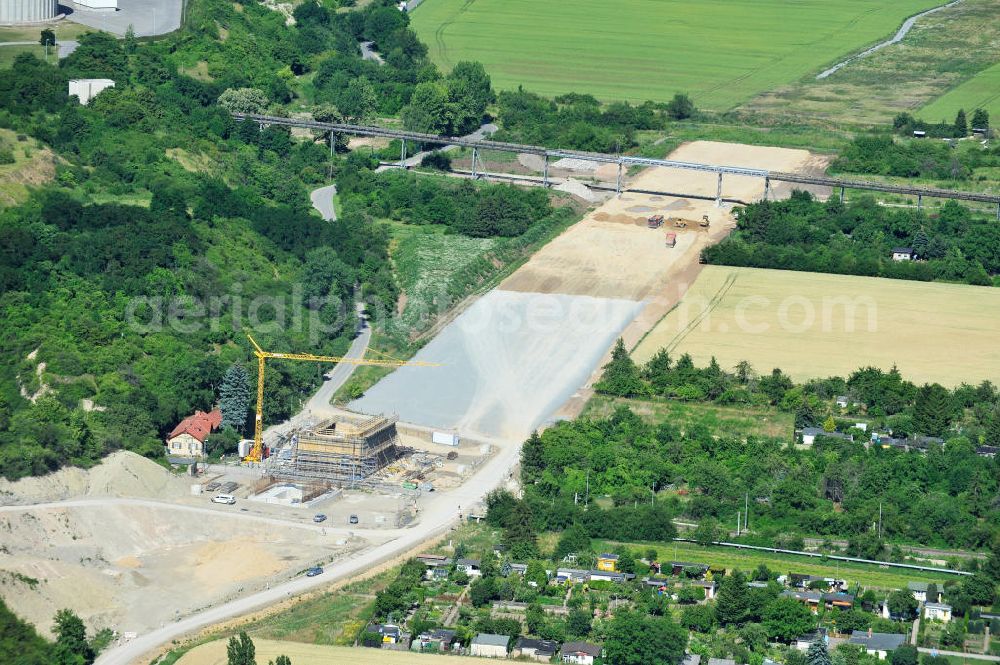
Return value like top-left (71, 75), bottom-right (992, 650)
top-left (0, 0), bottom-right (58, 24)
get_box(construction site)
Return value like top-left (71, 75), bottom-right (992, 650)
top-left (268, 413), bottom-right (401, 486)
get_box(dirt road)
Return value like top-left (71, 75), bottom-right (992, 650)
top-left (178, 638), bottom-right (503, 665)
top-left (94, 432), bottom-right (522, 665)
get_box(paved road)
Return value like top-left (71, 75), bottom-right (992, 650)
top-left (305, 304), bottom-right (370, 414)
top-left (378, 122), bottom-right (498, 170)
top-left (918, 648), bottom-right (1000, 661)
top-left (309, 184), bottom-right (337, 221)
top-left (0, 497), bottom-right (381, 537)
top-left (94, 431), bottom-right (520, 665)
top-left (0, 40), bottom-right (78, 58)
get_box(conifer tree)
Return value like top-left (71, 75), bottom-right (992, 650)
top-left (219, 363), bottom-right (251, 432)
top-left (595, 338), bottom-right (646, 397)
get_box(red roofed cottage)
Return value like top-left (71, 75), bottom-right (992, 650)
top-left (165, 409), bottom-right (222, 458)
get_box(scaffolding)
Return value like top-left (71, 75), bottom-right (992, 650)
top-left (273, 412), bottom-right (400, 487)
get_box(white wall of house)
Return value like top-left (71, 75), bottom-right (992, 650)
top-left (166, 432), bottom-right (205, 457)
top-left (470, 643), bottom-right (507, 658)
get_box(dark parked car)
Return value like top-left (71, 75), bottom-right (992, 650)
top-left (349, 514), bottom-right (359, 524)
top-left (313, 514), bottom-right (327, 523)
top-left (306, 566), bottom-right (324, 577)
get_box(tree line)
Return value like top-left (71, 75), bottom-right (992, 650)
top-left (520, 357), bottom-right (999, 550)
top-left (702, 192), bottom-right (1000, 285)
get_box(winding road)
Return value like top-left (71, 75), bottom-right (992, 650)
top-left (817, 0), bottom-right (963, 79)
top-left (309, 184), bottom-right (337, 221)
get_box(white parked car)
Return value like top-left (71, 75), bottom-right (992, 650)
top-left (212, 494), bottom-right (236, 505)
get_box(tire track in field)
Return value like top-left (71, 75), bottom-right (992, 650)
top-left (433, 0), bottom-right (477, 69)
top-left (664, 271), bottom-right (739, 355)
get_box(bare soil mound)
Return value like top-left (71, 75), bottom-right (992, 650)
top-left (0, 452), bottom-right (188, 505)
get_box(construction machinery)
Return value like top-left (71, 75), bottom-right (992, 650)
top-left (647, 214), bottom-right (664, 229)
top-left (669, 214), bottom-right (710, 229)
top-left (244, 333), bottom-right (438, 463)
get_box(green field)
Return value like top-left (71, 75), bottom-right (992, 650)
top-left (582, 395), bottom-right (793, 440)
top-left (919, 59), bottom-right (1000, 123)
top-left (601, 540), bottom-right (955, 590)
top-left (411, 0), bottom-right (940, 108)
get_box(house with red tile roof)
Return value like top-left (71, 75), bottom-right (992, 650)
top-left (165, 409), bottom-right (222, 458)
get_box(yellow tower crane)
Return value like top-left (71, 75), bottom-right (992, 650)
top-left (245, 333), bottom-right (438, 463)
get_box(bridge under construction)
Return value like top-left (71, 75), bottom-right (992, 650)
top-left (234, 112), bottom-right (1000, 218)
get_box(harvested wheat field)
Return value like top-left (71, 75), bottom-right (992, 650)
top-left (179, 638), bottom-right (502, 665)
top-left (632, 266), bottom-right (1000, 386)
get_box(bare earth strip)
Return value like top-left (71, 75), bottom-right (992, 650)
top-left (632, 265), bottom-right (1000, 386)
top-left (356, 141), bottom-right (831, 436)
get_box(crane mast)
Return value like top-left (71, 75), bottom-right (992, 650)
top-left (244, 333), bottom-right (436, 463)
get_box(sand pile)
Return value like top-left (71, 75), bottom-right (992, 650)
top-left (554, 178), bottom-right (598, 202)
top-left (0, 502), bottom-right (354, 635)
top-left (0, 451), bottom-right (187, 505)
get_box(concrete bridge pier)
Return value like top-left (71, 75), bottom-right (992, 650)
top-left (542, 154), bottom-right (549, 187)
top-left (715, 172), bottom-right (723, 206)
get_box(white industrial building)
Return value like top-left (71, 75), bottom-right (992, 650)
top-left (73, 0), bottom-right (118, 9)
top-left (0, 0), bottom-right (57, 24)
top-left (69, 78), bottom-right (115, 105)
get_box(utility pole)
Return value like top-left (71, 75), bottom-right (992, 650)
top-left (585, 468), bottom-right (590, 509)
top-left (878, 502), bottom-right (882, 540)
top-left (737, 511), bottom-right (741, 535)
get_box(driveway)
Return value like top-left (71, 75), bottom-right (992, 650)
top-left (0, 40), bottom-right (78, 58)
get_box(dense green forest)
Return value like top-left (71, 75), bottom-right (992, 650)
top-left (0, 0), bottom-right (623, 479)
top-left (831, 132), bottom-right (1000, 180)
top-left (337, 155), bottom-right (556, 236)
top-left (508, 397), bottom-right (998, 551)
top-left (598, 339), bottom-right (1000, 442)
top-left (702, 192), bottom-right (1000, 284)
top-left (563, 343), bottom-right (1000, 550)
